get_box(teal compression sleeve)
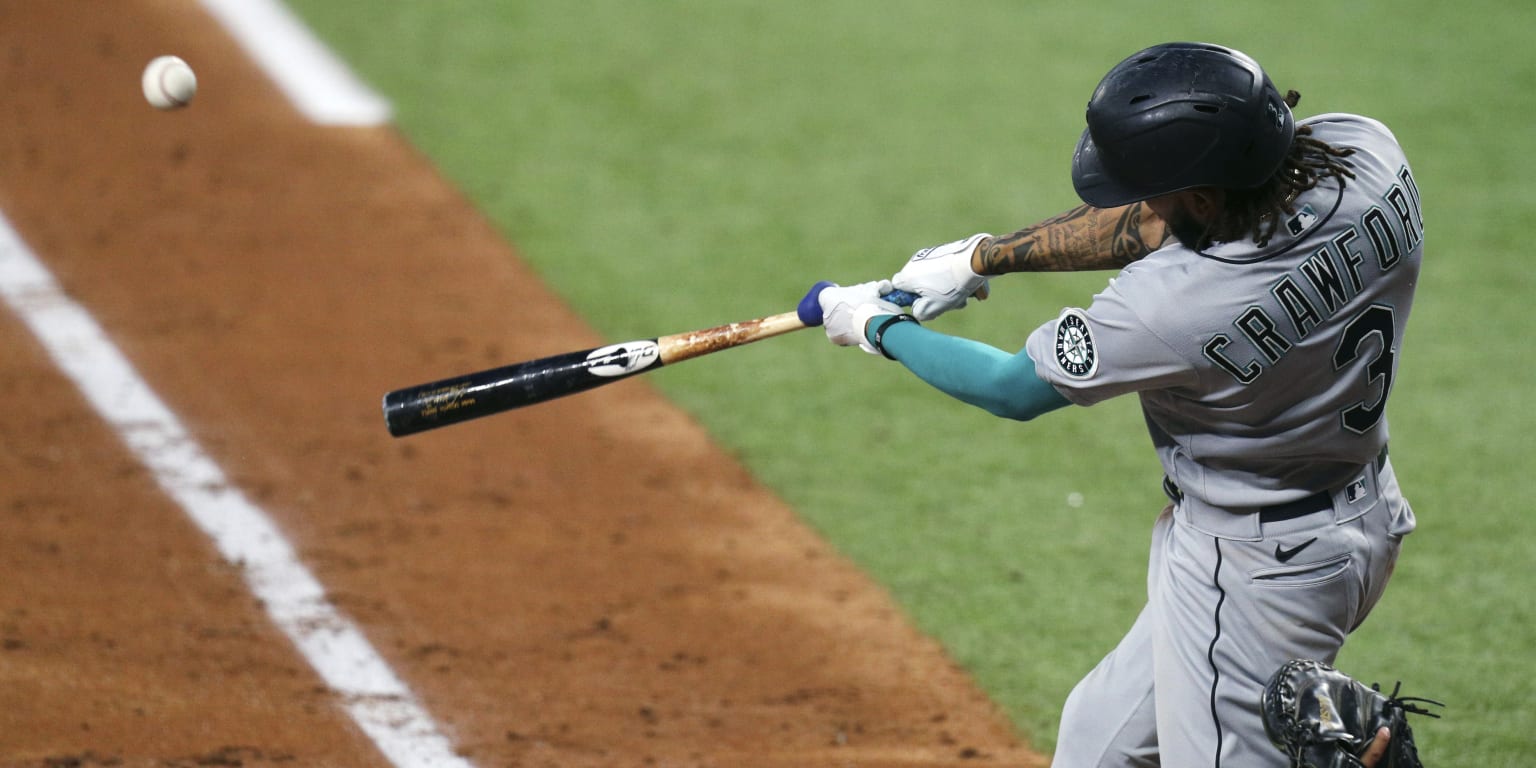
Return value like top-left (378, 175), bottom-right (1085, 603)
top-left (867, 315), bottom-right (1070, 421)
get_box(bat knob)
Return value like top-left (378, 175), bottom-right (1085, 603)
top-left (797, 280), bottom-right (836, 327)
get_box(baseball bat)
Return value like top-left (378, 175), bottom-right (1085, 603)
top-left (382, 283), bottom-right (915, 437)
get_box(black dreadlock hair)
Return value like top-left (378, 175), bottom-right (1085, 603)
top-left (1204, 90), bottom-right (1358, 248)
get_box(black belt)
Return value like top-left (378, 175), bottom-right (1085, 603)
top-left (1163, 447), bottom-right (1388, 524)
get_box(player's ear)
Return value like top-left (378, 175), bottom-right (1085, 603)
top-left (1186, 187), bottom-right (1226, 223)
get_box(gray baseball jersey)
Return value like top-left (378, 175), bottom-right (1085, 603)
top-left (1028, 113), bottom-right (1423, 767)
top-left (1026, 113), bottom-right (1422, 510)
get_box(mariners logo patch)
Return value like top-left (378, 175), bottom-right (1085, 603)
top-left (1054, 310), bottom-right (1097, 379)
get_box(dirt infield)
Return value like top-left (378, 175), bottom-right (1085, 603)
top-left (0, 4), bottom-right (1043, 767)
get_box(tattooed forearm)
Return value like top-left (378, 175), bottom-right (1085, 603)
top-left (974, 203), bottom-right (1169, 274)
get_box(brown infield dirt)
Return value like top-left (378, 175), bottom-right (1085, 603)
top-left (0, 3), bottom-right (1046, 767)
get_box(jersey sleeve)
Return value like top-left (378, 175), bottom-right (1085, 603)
top-left (1024, 266), bottom-right (1201, 406)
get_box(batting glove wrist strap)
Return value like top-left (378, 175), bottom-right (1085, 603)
top-left (869, 313), bottom-right (919, 360)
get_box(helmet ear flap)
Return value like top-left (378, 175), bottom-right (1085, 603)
top-left (1071, 42), bottom-right (1295, 208)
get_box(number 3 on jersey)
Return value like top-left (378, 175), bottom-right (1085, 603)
top-left (1332, 304), bottom-right (1396, 433)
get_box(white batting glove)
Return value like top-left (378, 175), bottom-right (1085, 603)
top-left (817, 280), bottom-right (903, 355)
top-left (891, 233), bottom-right (992, 321)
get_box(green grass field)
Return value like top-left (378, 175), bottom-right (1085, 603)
top-left (287, 2), bottom-right (1536, 763)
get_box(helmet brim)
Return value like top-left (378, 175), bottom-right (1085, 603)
top-left (1071, 128), bottom-right (1164, 209)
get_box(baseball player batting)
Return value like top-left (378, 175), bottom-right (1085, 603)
top-left (812, 42), bottom-right (1424, 767)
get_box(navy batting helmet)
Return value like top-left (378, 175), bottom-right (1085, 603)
top-left (1070, 42), bottom-right (1295, 208)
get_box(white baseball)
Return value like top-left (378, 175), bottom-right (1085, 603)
top-left (142, 55), bottom-right (197, 110)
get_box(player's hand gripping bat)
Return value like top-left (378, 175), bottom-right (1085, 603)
top-left (381, 282), bottom-right (914, 437)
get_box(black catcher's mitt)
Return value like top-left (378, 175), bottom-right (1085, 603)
top-left (1262, 659), bottom-right (1443, 768)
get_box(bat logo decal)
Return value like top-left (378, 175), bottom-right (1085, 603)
top-left (586, 341), bottom-right (661, 377)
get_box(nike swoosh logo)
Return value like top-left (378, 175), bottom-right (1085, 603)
top-left (1275, 538), bottom-right (1319, 563)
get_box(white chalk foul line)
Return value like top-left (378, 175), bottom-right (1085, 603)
top-left (197, 0), bottom-right (392, 126)
top-left (0, 214), bottom-right (472, 767)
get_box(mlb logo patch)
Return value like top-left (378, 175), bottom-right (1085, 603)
top-left (1345, 477), bottom-right (1368, 504)
top-left (1286, 204), bottom-right (1319, 236)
